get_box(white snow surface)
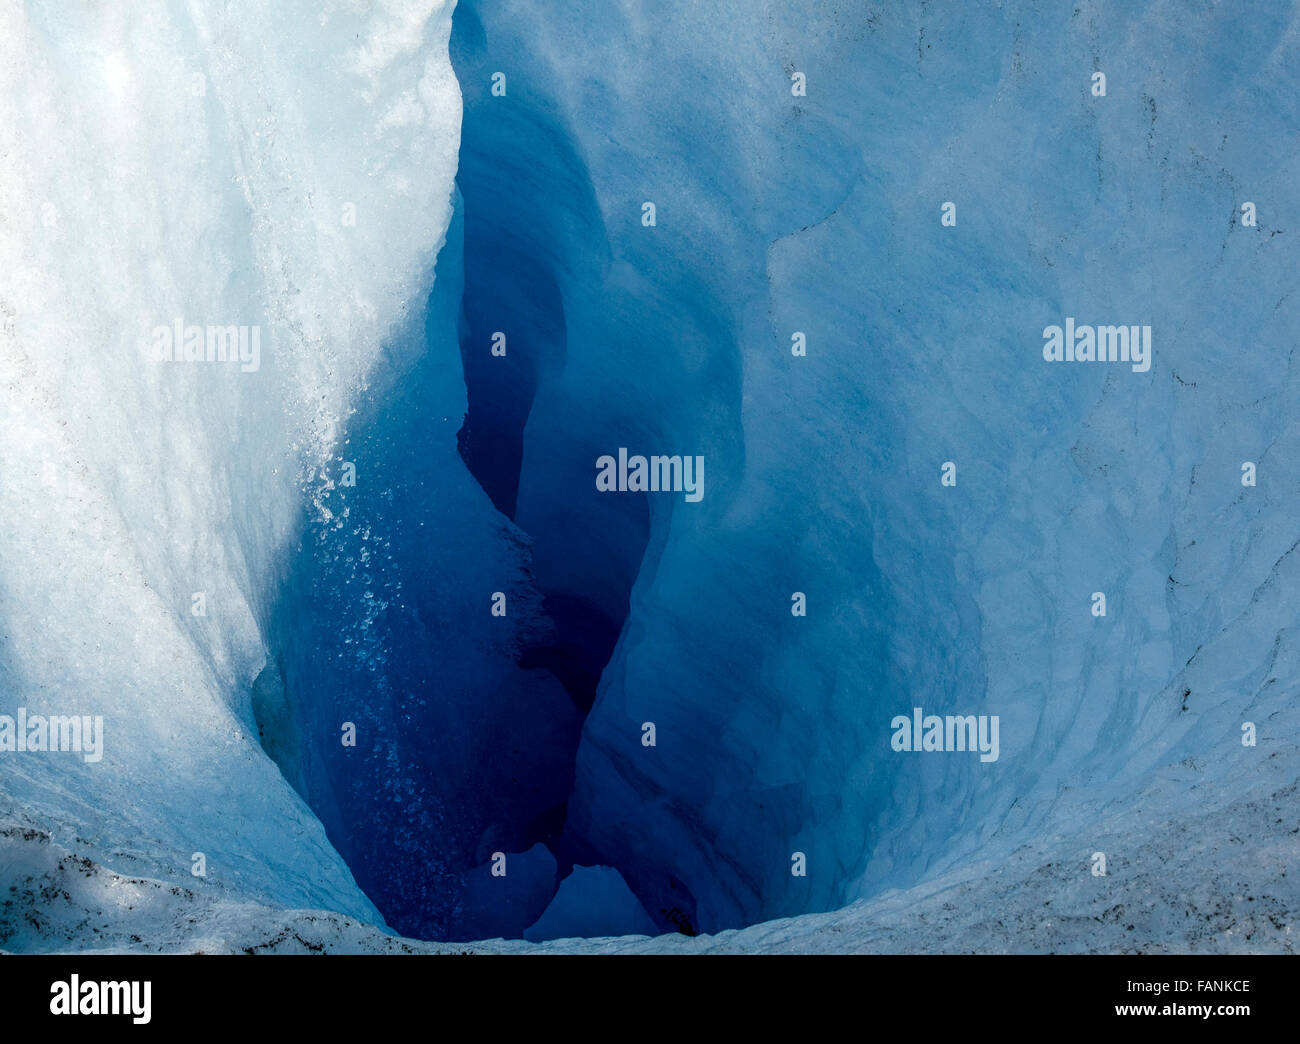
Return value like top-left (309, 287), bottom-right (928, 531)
top-left (2, 732), bottom-right (1296, 952)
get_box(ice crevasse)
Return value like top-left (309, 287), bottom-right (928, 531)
top-left (3, 0), bottom-right (1300, 953)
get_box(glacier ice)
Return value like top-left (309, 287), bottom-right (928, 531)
top-left (524, 865), bottom-right (657, 943)
top-left (3, 0), bottom-right (1300, 954)
top-left (447, 0), bottom-right (1300, 937)
top-left (263, 191), bottom-right (583, 940)
top-left (0, 0), bottom-right (462, 924)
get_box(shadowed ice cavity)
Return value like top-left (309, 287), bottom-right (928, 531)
top-left (451, 8), bottom-right (648, 716)
top-left (259, 170), bottom-right (658, 939)
top-left (260, 195), bottom-right (586, 941)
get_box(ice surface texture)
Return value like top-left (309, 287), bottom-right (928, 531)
top-left (3, 0), bottom-right (1299, 952)
top-left (0, 0), bottom-right (461, 923)
top-left (449, 0), bottom-right (1300, 936)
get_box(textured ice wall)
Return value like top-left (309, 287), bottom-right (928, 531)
top-left (453, 0), bottom-right (1300, 933)
top-left (263, 190), bottom-right (583, 941)
top-left (5, 0), bottom-right (1298, 953)
top-left (0, 0), bottom-right (460, 918)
